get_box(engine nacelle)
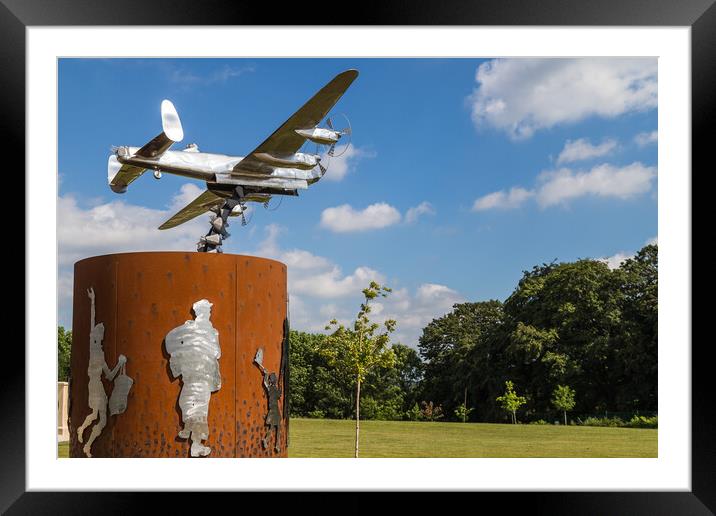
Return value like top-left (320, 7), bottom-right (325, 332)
top-left (254, 152), bottom-right (320, 170)
top-left (295, 127), bottom-right (340, 145)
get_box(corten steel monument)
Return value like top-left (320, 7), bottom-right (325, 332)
top-left (68, 70), bottom-right (358, 457)
top-left (69, 252), bottom-right (289, 458)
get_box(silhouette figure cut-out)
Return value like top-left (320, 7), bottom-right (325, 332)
top-left (254, 348), bottom-right (283, 453)
top-left (76, 287), bottom-right (127, 457)
top-left (165, 299), bottom-right (221, 457)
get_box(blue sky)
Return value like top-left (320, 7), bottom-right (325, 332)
top-left (58, 58), bottom-right (658, 347)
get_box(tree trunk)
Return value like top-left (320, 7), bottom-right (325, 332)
top-left (354, 378), bottom-right (361, 458)
top-left (463, 387), bottom-right (468, 423)
top-left (564, 410), bottom-right (567, 426)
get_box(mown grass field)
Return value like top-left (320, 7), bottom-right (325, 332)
top-left (59, 417), bottom-right (657, 458)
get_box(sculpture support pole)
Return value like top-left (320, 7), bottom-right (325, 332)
top-left (69, 252), bottom-right (288, 458)
top-left (198, 186), bottom-right (245, 253)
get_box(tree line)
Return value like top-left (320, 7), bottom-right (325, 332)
top-left (288, 244), bottom-right (657, 424)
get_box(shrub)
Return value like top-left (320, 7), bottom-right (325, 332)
top-left (405, 403), bottom-right (422, 421)
top-left (307, 409), bottom-right (325, 419)
top-left (359, 397), bottom-right (380, 420)
top-left (375, 399), bottom-right (403, 421)
top-left (454, 403), bottom-right (475, 422)
top-left (578, 415), bottom-right (658, 428)
top-left (529, 419), bottom-right (549, 425)
top-left (626, 415), bottom-right (658, 428)
top-left (420, 401), bottom-right (444, 422)
top-left (580, 416), bottom-right (625, 427)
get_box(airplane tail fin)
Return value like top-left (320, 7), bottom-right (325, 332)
top-left (134, 100), bottom-right (184, 158)
top-left (108, 100), bottom-right (183, 194)
top-left (160, 100), bottom-right (184, 143)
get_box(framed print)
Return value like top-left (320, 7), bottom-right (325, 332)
top-left (7, 0), bottom-right (710, 512)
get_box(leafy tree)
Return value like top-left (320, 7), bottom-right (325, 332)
top-left (420, 401), bottom-right (444, 422)
top-left (288, 330), bottom-right (353, 419)
top-left (496, 381), bottom-right (526, 424)
top-left (454, 403), bottom-right (474, 423)
top-left (320, 281), bottom-right (396, 457)
top-left (390, 343), bottom-right (423, 409)
top-left (614, 244), bottom-right (658, 410)
top-left (418, 301), bottom-right (503, 418)
top-left (501, 258), bottom-right (625, 416)
top-left (58, 326), bottom-right (72, 382)
top-left (551, 384), bottom-right (576, 425)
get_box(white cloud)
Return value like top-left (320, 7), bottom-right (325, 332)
top-left (556, 138), bottom-right (618, 165)
top-left (248, 224), bottom-right (385, 299)
top-left (535, 162), bottom-right (656, 207)
top-left (405, 201), bottom-right (436, 223)
top-left (600, 252), bottom-right (632, 270)
top-left (468, 58), bottom-right (657, 139)
top-left (379, 284), bottom-right (464, 346)
top-left (168, 64), bottom-right (255, 87)
top-left (472, 187), bottom-right (533, 211)
top-left (320, 203), bottom-right (402, 232)
top-left (281, 249), bottom-right (333, 271)
top-left (321, 144), bottom-right (375, 182)
top-left (635, 130), bottom-right (658, 147)
top-left (57, 184), bottom-right (210, 266)
top-left (319, 303), bottom-right (340, 318)
top-left (472, 162), bottom-right (656, 212)
top-left (598, 237), bottom-right (657, 270)
top-left (291, 265), bottom-right (385, 299)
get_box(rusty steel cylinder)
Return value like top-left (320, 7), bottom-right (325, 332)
top-left (69, 252), bottom-right (289, 458)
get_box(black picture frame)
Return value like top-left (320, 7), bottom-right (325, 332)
top-left (6, 0), bottom-right (708, 513)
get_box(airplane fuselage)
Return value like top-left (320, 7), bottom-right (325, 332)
top-left (116, 146), bottom-right (323, 193)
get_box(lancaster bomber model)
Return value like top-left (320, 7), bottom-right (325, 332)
top-left (108, 69), bottom-right (358, 252)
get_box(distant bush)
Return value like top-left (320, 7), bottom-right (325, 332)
top-left (405, 403), bottom-right (422, 421)
top-left (529, 419), bottom-right (549, 425)
top-left (626, 415), bottom-right (658, 428)
top-left (420, 401), bottom-right (444, 422)
top-left (579, 415), bottom-right (658, 428)
top-left (307, 409), bottom-right (325, 419)
top-left (580, 416), bottom-right (625, 427)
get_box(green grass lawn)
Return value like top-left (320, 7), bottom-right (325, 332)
top-left (287, 418), bottom-right (657, 458)
top-left (59, 418), bottom-right (657, 458)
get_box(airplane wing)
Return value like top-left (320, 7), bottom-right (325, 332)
top-left (158, 189), bottom-right (225, 230)
top-left (233, 69), bottom-right (358, 175)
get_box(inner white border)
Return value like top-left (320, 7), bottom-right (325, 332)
top-left (28, 27), bottom-right (690, 491)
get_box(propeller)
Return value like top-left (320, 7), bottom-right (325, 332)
top-left (326, 113), bottom-right (352, 157)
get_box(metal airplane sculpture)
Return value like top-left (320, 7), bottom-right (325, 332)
top-left (108, 69), bottom-right (358, 252)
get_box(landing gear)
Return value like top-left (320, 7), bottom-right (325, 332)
top-left (197, 187), bottom-right (245, 253)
